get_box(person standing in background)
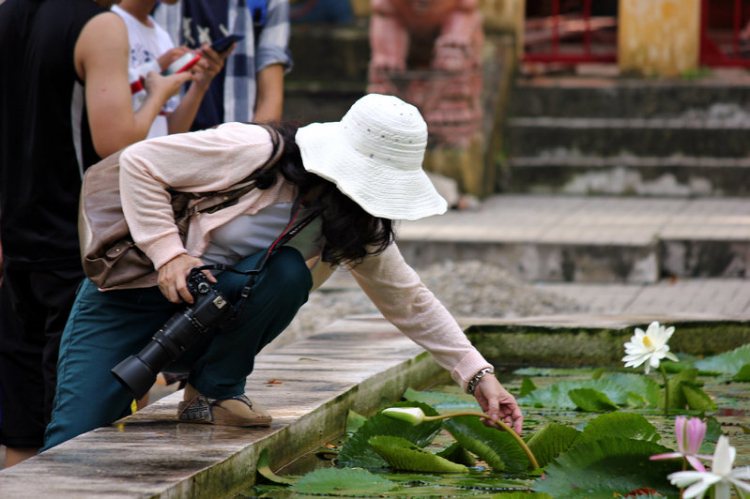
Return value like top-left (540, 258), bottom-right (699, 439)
top-left (0, 0), bottom-right (194, 467)
top-left (153, 0), bottom-right (293, 127)
top-left (113, 0), bottom-right (231, 139)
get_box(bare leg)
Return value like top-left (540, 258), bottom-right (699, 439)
top-left (5, 446), bottom-right (39, 468)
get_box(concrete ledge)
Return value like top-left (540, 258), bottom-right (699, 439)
top-left (0, 318), bottom-right (445, 499)
top-left (460, 314), bottom-right (750, 368)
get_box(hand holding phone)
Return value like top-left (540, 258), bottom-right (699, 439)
top-left (162, 52), bottom-right (202, 76)
top-left (210, 34), bottom-right (245, 54)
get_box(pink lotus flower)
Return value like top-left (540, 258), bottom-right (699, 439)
top-left (668, 436), bottom-right (750, 499)
top-left (651, 416), bottom-right (713, 472)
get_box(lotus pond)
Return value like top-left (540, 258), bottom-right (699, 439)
top-left (238, 340), bottom-right (750, 499)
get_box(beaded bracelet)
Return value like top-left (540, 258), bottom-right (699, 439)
top-left (467, 367), bottom-right (495, 395)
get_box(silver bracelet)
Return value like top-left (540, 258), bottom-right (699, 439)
top-left (467, 367), bottom-right (494, 395)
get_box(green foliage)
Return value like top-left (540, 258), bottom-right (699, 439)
top-left (256, 448), bottom-right (299, 485)
top-left (605, 373), bottom-right (660, 407)
top-left (444, 416), bottom-right (530, 473)
top-left (524, 423), bottom-right (580, 468)
top-left (346, 410), bottom-right (368, 434)
top-left (513, 367), bottom-right (602, 377)
top-left (401, 387), bottom-right (481, 413)
top-left (656, 368), bottom-right (716, 411)
top-left (436, 442), bottom-right (477, 467)
top-left (519, 378), bottom-right (537, 398)
top-left (368, 436), bottom-right (468, 473)
top-left (517, 373), bottom-right (659, 410)
top-left (490, 493), bottom-right (553, 499)
top-left (337, 401), bottom-right (442, 469)
top-left (531, 438), bottom-right (682, 499)
top-left (291, 468), bottom-right (396, 496)
top-left (681, 384), bottom-right (718, 411)
top-left (568, 388), bottom-right (619, 412)
top-left (693, 344), bottom-right (750, 376)
top-left (578, 413), bottom-right (660, 444)
top-left (733, 364), bottom-right (750, 381)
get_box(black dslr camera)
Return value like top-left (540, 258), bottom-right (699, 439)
top-left (112, 270), bottom-right (236, 399)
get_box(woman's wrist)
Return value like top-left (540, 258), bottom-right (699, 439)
top-left (467, 367), bottom-right (494, 395)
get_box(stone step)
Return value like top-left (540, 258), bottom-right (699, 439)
top-left (500, 155), bottom-right (750, 197)
top-left (396, 195), bottom-right (750, 283)
top-left (505, 117), bottom-right (750, 158)
top-left (510, 77), bottom-right (750, 119)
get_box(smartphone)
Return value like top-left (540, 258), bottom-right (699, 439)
top-left (210, 34), bottom-right (245, 54)
top-left (162, 52), bottom-right (201, 76)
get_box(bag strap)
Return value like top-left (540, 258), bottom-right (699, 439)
top-left (173, 123), bottom-right (284, 220)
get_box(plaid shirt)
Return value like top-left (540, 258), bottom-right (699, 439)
top-left (154, 0), bottom-right (293, 127)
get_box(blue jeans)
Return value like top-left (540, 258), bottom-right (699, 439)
top-left (42, 247), bottom-right (311, 451)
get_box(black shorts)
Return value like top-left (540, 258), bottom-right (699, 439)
top-left (0, 266), bottom-right (83, 448)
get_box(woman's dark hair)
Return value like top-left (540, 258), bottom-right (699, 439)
top-left (252, 121), bottom-right (394, 266)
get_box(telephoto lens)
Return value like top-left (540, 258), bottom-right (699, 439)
top-left (111, 271), bottom-right (236, 399)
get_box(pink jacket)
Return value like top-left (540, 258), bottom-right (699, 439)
top-left (119, 122), bottom-right (492, 391)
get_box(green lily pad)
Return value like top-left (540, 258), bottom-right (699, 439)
top-left (524, 423), bottom-right (580, 468)
top-left (519, 378), bottom-right (538, 398)
top-left (693, 343), bottom-right (750, 376)
top-left (733, 364), bottom-right (750, 382)
top-left (436, 442), bottom-right (476, 467)
top-left (604, 373), bottom-right (660, 407)
top-left (531, 438), bottom-right (681, 499)
top-left (518, 376), bottom-right (654, 410)
top-left (256, 448), bottom-right (298, 486)
top-left (490, 493), bottom-right (553, 498)
top-left (660, 369), bottom-right (699, 410)
top-left (347, 410), bottom-right (368, 434)
top-left (579, 413), bottom-right (661, 444)
top-left (291, 467), bottom-right (396, 496)
top-left (568, 388), bottom-right (619, 412)
top-left (444, 416), bottom-right (530, 473)
top-left (438, 475), bottom-right (532, 489)
top-left (402, 388), bottom-right (481, 414)
top-left (368, 435), bottom-right (468, 473)
top-left (513, 367), bottom-right (601, 377)
top-left (337, 401), bottom-right (442, 469)
top-left (402, 387), bottom-right (468, 406)
top-left (681, 383), bottom-right (718, 411)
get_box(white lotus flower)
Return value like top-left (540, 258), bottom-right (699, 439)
top-left (382, 407), bottom-right (425, 425)
top-left (622, 321), bottom-right (679, 374)
top-left (668, 436), bottom-right (750, 499)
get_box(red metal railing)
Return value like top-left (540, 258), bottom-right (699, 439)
top-left (523, 0), bottom-right (617, 64)
top-left (700, 0), bottom-right (750, 67)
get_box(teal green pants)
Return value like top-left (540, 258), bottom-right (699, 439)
top-left (42, 247), bottom-right (311, 451)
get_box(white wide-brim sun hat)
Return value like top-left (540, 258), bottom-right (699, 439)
top-left (295, 94), bottom-right (448, 221)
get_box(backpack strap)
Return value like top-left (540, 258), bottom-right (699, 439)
top-left (175, 123), bottom-right (284, 220)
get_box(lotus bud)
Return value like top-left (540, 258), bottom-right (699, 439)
top-left (382, 407), bottom-right (426, 425)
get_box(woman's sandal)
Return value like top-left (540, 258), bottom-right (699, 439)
top-left (177, 393), bottom-right (272, 427)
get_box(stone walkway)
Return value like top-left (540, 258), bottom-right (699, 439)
top-left (397, 194), bottom-right (750, 308)
top-left (538, 278), bottom-right (750, 319)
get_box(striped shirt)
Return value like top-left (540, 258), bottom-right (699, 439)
top-left (153, 0), bottom-right (293, 128)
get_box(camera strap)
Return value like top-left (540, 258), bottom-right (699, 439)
top-left (192, 192), bottom-right (320, 319)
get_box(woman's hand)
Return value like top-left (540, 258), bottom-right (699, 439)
top-left (157, 254), bottom-right (216, 304)
top-left (473, 374), bottom-right (524, 434)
